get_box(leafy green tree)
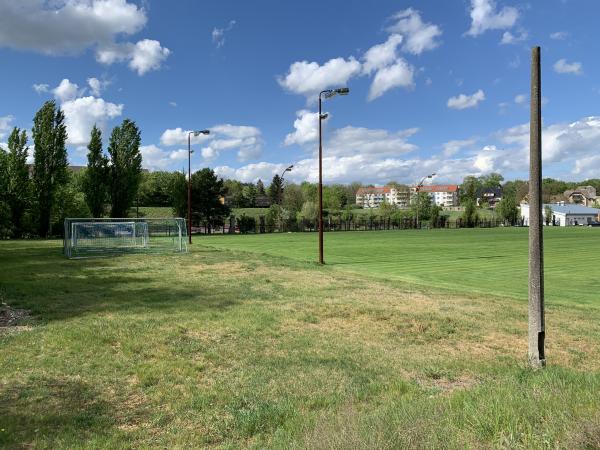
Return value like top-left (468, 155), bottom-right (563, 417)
top-left (429, 204), bottom-right (442, 228)
top-left (107, 119), bottom-right (142, 217)
top-left (379, 201), bottom-right (396, 220)
top-left (256, 179), bottom-right (266, 196)
top-left (52, 173), bottom-right (91, 234)
top-left (32, 100), bottom-right (69, 236)
top-left (6, 127), bottom-right (31, 237)
top-left (480, 173), bottom-right (504, 189)
top-left (497, 186), bottom-right (519, 225)
top-left (0, 148), bottom-right (11, 238)
top-left (300, 181), bottom-right (317, 203)
top-left (268, 174), bottom-right (284, 205)
top-left (544, 204), bottom-right (553, 226)
top-left (138, 171), bottom-right (178, 207)
top-left (459, 176), bottom-right (482, 205)
top-left (282, 183), bottom-right (304, 214)
top-left (411, 192), bottom-right (432, 221)
top-left (190, 168), bottom-right (230, 233)
top-left (323, 184), bottom-right (348, 211)
top-left (171, 171), bottom-right (187, 218)
top-left (241, 184), bottom-right (257, 207)
top-left (82, 125), bottom-right (108, 217)
top-left (461, 199), bottom-right (478, 227)
top-left (297, 200), bottom-right (318, 222)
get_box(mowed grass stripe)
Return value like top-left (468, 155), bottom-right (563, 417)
top-left (203, 227), bottom-right (600, 305)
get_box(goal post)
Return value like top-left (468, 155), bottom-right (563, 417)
top-left (64, 217), bottom-right (187, 258)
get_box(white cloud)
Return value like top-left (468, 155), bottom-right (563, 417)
top-left (368, 59), bottom-right (415, 100)
top-left (0, 0), bottom-right (146, 54)
top-left (160, 124), bottom-right (263, 162)
top-left (33, 83), bottom-right (49, 94)
top-left (61, 96), bottom-right (123, 146)
top-left (553, 59), bottom-right (582, 75)
top-left (284, 110), bottom-right (321, 146)
top-left (211, 124), bottom-right (261, 139)
top-left (442, 139), bottom-right (476, 157)
top-left (160, 128), bottom-right (212, 146)
top-left (87, 77), bottom-right (110, 97)
top-left (212, 20), bottom-right (236, 48)
top-left (514, 94), bottom-right (527, 104)
top-left (550, 31), bottom-right (568, 40)
top-left (0, 115), bottom-right (14, 139)
top-left (467, 0), bottom-right (519, 37)
top-left (217, 116), bottom-right (600, 185)
top-left (169, 101), bottom-right (177, 107)
top-left (447, 89), bottom-right (486, 110)
top-left (386, 8), bottom-right (442, 55)
top-left (362, 34), bottom-right (403, 75)
top-left (97, 39), bottom-right (170, 75)
top-left (325, 126), bottom-right (418, 157)
top-left (201, 147), bottom-right (219, 162)
top-left (573, 154), bottom-right (600, 178)
top-left (53, 79), bottom-right (81, 102)
top-left (498, 117), bottom-right (600, 164)
top-left (1, 1), bottom-right (170, 74)
top-left (277, 57), bottom-right (362, 98)
top-left (500, 29), bottom-right (527, 45)
top-left (169, 149), bottom-right (188, 161)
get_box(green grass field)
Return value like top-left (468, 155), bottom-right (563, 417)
top-left (203, 227), bottom-right (600, 305)
top-left (1, 230), bottom-right (599, 448)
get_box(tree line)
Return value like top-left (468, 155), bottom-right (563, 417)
top-left (0, 101), bottom-right (143, 238)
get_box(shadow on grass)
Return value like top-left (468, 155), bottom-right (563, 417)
top-left (0, 377), bottom-right (122, 448)
top-left (0, 242), bottom-right (241, 324)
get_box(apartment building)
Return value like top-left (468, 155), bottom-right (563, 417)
top-left (355, 186), bottom-right (411, 208)
top-left (411, 185), bottom-right (460, 207)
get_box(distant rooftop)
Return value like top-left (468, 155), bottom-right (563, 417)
top-left (418, 184), bottom-right (459, 193)
top-left (545, 203), bottom-right (599, 215)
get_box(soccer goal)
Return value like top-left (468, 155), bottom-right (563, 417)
top-left (63, 217), bottom-right (188, 258)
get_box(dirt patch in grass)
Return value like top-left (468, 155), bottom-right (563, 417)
top-left (0, 302), bottom-right (31, 331)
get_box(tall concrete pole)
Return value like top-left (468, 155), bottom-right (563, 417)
top-left (528, 46), bottom-right (546, 368)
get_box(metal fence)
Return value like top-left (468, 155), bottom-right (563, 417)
top-left (207, 215), bottom-right (512, 234)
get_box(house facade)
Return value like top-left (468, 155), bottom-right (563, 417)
top-left (477, 187), bottom-right (502, 208)
top-left (564, 186), bottom-right (598, 207)
top-left (520, 203), bottom-right (600, 227)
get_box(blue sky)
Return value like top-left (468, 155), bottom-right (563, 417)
top-left (0, 0), bottom-right (599, 185)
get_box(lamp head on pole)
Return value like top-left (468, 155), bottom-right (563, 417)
top-left (193, 130), bottom-right (210, 137)
top-left (322, 87), bottom-right (350, 99)
top-left (320, 113), bottom-right (329, 120)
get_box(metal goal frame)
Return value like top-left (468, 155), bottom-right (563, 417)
top-left (64, 217), bottom-right (188, 258)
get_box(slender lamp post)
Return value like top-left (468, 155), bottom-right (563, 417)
top-left (318, 87), bottom-right (349, 264)
top-left (280, 165), bottom-right (294, 204)
top-left (415, 173), bottom-right (436, 229)
top-left (188, 130), bottom-right (210, 244)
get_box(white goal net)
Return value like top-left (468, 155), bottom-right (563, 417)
top-left (64, 218), bottom-right (187, 258)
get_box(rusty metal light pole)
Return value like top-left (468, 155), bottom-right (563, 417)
top-left (188, 130), bottom-right (210, 244)
top-left (318, 88), bottom-right (349, 264)
top-left (528, 46), bottom-right (546, 368)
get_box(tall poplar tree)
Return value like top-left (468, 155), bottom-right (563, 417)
top-left (6, 127), bottom-right (31, 237)
top-left (83, 125), bottom-right (108, 217)
top-left (32, 100), bottom-right (68, 237)
top-left (108, 119), bottom-right (142, 217)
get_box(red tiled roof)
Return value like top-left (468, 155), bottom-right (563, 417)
top-left (356, 187), bottom-right (391, 195)
top-left (417, 184), bottom-right (459, 193)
